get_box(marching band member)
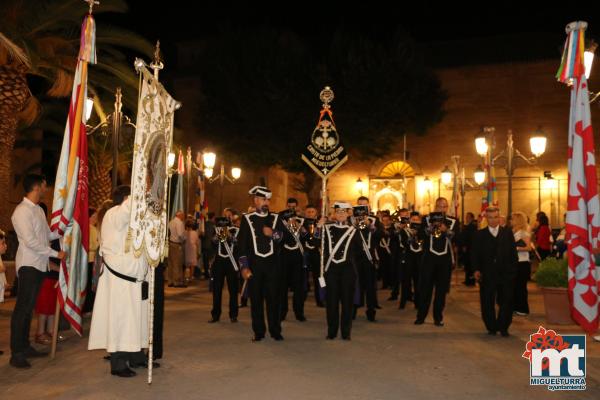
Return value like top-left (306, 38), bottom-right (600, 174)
top-left (303, 205), bottom-right (323, 307)
top-left (415, 198), bottom-right (459, 327)
top-left (280, 198), bottom-right (308, 322)
top-left (209, 217), bottom-right (240, 323)
top-left (400, 212), bottom-right (423, 309)
top-left (237, 186), bottom-right (292, 342)
top-left (322, 202), bottom-right (361, 340)
top-left (353, 200), bottom-right (381, 322)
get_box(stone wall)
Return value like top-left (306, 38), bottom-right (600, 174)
top-left (171, 55), bottom-right (600, 227)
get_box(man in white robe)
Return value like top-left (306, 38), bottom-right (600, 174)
top-left (88, 186), bottom-right (149, 377)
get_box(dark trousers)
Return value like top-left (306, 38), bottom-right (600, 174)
top-left (463, 250), bottom-right (476, 285)
top-left (307, 251), bottom-right (322, 305)
top-left (513, 261), bottom-right (531, 314)
top-left (325, 263), bottom-right (356, 338)
top-left (379, 251), bottom-right (391, 288)
top-left (417, 254), bottom-right (452, 322)
top-left (355, 260), bottom-right (377, 319)
top-left (10, 267), bottom-right (45, 356)
top-left (110, 350), bottom-right (146, 371)
top-left (201, 249), bottom-right (213, 279)
top-left (249, 262), bottom-right (283, 337)
top-left (211, 257), bottom-right (239, 320)
top-left (400, 252), bottom-right (420, 307)
top-left (379, 251), bottom-right (394, 293)
top-left (153, 263), bottom-right (165, 359)
top-left (82, 261), bottom-right (95, 313)
top-left (480, 279), bottom-right (514, 333)
top-left (281, 249), bottom-right (306, 320)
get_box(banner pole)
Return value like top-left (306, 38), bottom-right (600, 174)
top-left (319, 177), bottom-right (327, 281)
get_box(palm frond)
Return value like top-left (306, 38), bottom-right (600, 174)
top-left (0, 31), bottom-right (31, 67)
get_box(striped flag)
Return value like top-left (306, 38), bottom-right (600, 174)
top-left (50, 13), bottom-right (96, 335)
top-left (170, 150), bottom-right (186, 219)
top-left (559, 21), bottom-right (600, 334)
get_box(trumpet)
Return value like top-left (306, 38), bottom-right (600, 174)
top-left (355, 215), bottom-right (369, 230)
top-left (216, 226), bottom-right (230, 242)
top-left (286, 217), bottom-right (302, 236)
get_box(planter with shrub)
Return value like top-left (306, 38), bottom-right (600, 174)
top-left (534, 257), bottom-right (573, 325)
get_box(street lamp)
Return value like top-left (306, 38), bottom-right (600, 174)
top-left (440, 166), bottom-right (452, 186)
top-left (584, 40), bottom-right (597, 80)
top-left (475, 126), bottom-right (546, 216)
top-left (355, 178), bottom-right (366, 195)
top-left (474, 165), bottom-right (486, 185)
top-left (439, 156), bottom-right (486, 221)
top-left (85, 97), bottom-right (94, 122)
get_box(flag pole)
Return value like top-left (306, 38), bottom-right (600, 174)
top-left (50, 299), bottom-right (61, 359)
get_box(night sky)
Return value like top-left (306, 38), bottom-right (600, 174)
top-left (98, 1), bottom-right (600, 79)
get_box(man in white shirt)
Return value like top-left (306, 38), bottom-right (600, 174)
top-left (88, 185), bottom-right (151, 377)
top-left (10, 174), bottom-right (65, 369)
top-left (168, 210), bottom-right (186, 287)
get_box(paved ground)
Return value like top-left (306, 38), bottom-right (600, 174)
top-left (0, 271), bottom-right (599, 400)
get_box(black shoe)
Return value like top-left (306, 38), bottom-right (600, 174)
top-left (272, 334), bottom-right (284, 341)
top-left (111, 368), bottom-right (136, 377)
top-left (103, 355), bottom-right (111, 361)
top-left (367, 315), bottom-right (376, 322)
top-left (375, 305), bottom-right (382, 310)
top-left (130, 361), bottom-right (160, 369)
top-left (488, 330), bottom-right (497, 336)
top-left (399, 303), bottom-right (406, 310)
top-left (0, 350), bottom-right (4, 355)
top-left (387, 296), bottom-right (398, 301)
top-left (434, 320), bottom-right (444, 327)
top-left (296, 315), bottom-right (307, 322)
top-left (414, 319), bottom-right (425, 325)
top-left (316, 302), bottom-right (325, 308)
top-left (24, 347), bottom-right (48, 358)
top-left (252, 335), bottom-right (264, 342)
top-left (168, 284), bottom-right (174, 287)
top-left (208, 318), bottom-right (219, 323)
top-left (342, 336), bottom-right (351, 341)
top-left (10, 356), bottom-right (31, 369)
top-left (500, 331), bottom-right (510, 337)
top-left (230, 317), bottom-right (238, 323)
top-left (239, 303), bottom-right (247, 308)
top-left (326, 335), bottom-right (336, 340)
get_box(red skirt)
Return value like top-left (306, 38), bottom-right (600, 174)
top-left (35, 277), bottom-right (58, 315)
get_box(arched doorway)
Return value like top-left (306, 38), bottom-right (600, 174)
top-left (369, 161), bottom-right (416, 212)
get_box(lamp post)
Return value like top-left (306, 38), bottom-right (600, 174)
top-left (189, 151), bottom-right (241, 213)
top-left (86, 87), bottom-right (136, 193)
top-left (475, 126), bottom-right (546, 216)
top-left (439, 155), bottom-right (485, 221)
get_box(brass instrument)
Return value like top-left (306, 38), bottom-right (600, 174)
top-left (356, 215), bottom-right (369, 230)
top-left (216, 226), bottom-right (230, 242)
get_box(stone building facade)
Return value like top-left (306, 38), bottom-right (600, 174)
top-left (175, 55), bottom-right (600, 229)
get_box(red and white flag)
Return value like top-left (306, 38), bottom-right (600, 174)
top-left (50, 13), bottom-right (96, 335)
top-left (559, 21), bottom-right (600, 334)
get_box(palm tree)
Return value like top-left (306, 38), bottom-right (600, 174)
top-left (0, 0), bottom-right (153, 228)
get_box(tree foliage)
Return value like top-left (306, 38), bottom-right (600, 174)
top-left (195, 27), bottom-right (447, 177)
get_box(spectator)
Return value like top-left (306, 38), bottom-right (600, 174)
top-left (201, 212), bottom-right (216, 280)
top-left (33, 239), bottom-right (61, 345)
top-left (534, 214), bottom-right (552, 260)
top-left (184, 220), bottom-right (200, 284)
top-left (461, 212), bottom-right (478, 286)
top-left (83, 207), bottom-right (99, 314)
top-left (168, 210), bottom-right (186, 288)
top-left (512, 212), bottom-right (532, 316)
top-left (10, 174), bottom-right (66, 368)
